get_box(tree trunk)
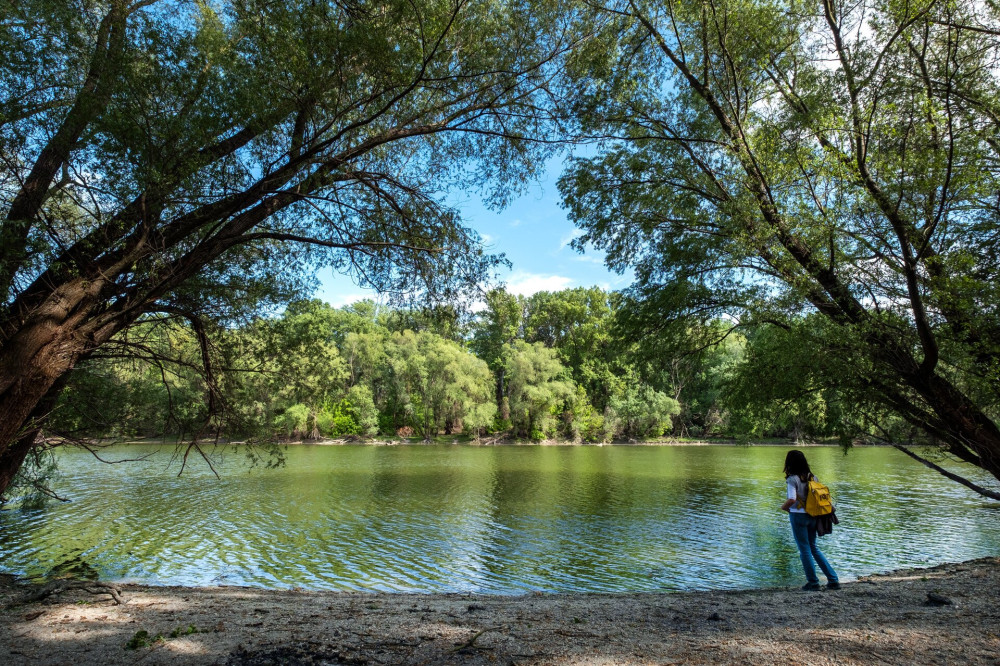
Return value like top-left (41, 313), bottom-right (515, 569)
top-left (0, 281), bottom-right (112, 496)
top-left (495, 369), bottom-right (506, 418)
top-left (910, 371), bottom-right (1000, 480)
top-left (0, 376), bottom-right (69, 495)
top-left (0, 357), bottom-right (78, 497)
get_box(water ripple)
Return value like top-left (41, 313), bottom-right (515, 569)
top-left (1, 445), bottom-right (997, 592)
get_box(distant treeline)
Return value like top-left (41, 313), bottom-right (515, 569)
top-left (51, 287), bottom-right (876, 444)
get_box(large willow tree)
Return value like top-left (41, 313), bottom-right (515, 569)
top-left (0, 0), bottom-right (574, 495)
top-left (561, 0), bottom-right (1000, 489)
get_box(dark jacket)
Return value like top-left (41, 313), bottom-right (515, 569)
top-left (816, 510), bottom-right (839, 537)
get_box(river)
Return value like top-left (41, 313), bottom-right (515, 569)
top-left (1, 444), bottom-right (997, 593)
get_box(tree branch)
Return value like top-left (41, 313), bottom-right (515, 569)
top-left (892, 444), bottom-right (1000, 500)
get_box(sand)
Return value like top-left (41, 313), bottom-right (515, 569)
top-left (2, 557), bottom-right (998, 665)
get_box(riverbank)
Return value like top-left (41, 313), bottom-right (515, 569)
top-left (2, 557), bottom-right (997, 665)
top-left (119, 434), bottom-right (869, 448)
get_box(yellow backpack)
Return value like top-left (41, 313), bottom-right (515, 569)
top-left (799, 476), bottom-right (834, 517)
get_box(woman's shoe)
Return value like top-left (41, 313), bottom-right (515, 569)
top-left (801, 582), bottom-right (821, 591)
top-left (826, 581), bottom-right (842, 590)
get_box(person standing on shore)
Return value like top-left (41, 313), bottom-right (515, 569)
top-left (781, 449), bottom-right (841, 591)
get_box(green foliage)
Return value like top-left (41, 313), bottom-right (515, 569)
top-left (274, 404), bottom-right (312, 440)
top-left (559, 0), bottom-right (1000, 480)
top-left (169, 625), bottom-right (201, 638)
top-left (125, 625), bottom-right (200, 651)
top-left (721, 316), bottom-right (915, 444)
top-left (315, 410), bottom-right (359, 437)
top-left (616, 315), bottom-right (744, 438)
top-left (8, 0), bottom-right (1000, 500)
top-left (504, 341), bottom-right (575, 439)
top-left (51, 319), bottom-right (211, 439)
top-left (0, 445), bottom-right (60, 506)
top-left (263, 300), bottom-right (350, 411)
top-left (341, 330), bottom-right (390, 390)
top-left (383, 330), bottom-right (496, 438)
top-left (470, 288), bottom-right (525, 420)
top-left (345, 385), bottom-right (380, 437)
top-left (561, 387), bottom-right (609, 442)
top-left (314, 388), bottom-right (379, 438)
top-left (380, 305), bottom-right (467, 342)
top-left (125, 630), bottom-right (164, 650)
top-left (46, 289), bottom-right (879, 452)
top-left (0, 0), bottom-right (582, 496)
top-left (724, 323), bottom-right (832, 441)
top-left (523, 287), bottom-right (623, 411)
top-left (607, 383), bottom-right (681, 440)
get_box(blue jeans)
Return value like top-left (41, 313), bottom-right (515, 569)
top-left (789, 512), bottom-right (838, 584)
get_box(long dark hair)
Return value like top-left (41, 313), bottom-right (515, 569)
top-left (783, 450), bottom-right (812, 481)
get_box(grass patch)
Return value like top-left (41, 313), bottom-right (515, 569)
top-left (169, 624), bottom-right (201, 638)
top-left (125, 629), bottom-right (164, 650)
top-left (125, 625), bottom-right (201, 650)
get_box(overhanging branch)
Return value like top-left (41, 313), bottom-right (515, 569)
top-left (892, 444), bottom-right (1000, 500)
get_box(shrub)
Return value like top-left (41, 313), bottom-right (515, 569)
top-left (345, 385), bottom-right (379, 436)
top-left (316, 399), bottom-right (360, 437)
top-left (274, 403), bottom-right (311, 439)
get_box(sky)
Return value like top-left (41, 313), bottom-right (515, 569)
top-left (314, 156), bottom-right (635, 308)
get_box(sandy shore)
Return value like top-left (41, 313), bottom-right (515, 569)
top-left (2, 557), bottom-right (998, 665)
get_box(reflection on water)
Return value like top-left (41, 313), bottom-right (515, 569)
top-left (1, 445), bottom-right (997, 593)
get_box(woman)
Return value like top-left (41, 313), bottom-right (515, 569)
top-left (781, 450), bottom-right (840, 591)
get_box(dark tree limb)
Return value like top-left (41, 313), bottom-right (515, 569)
top-left (892, 444), bottom-right (1000, 500)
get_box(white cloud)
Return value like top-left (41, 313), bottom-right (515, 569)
top-left (611, 274), bottom-right (633, 286)
top-left (505, 271), bottom-right (575, 296)
top-left (325, 292), bottom-right (370, 308)
top-left (467, 299), bottom-right (489, 313)
top-left (559, 228), bottom-right (585, 250)
top-left (509, 218), bottom-right (523, 227)
top-left (572, 254), bottom-right (606, 265)
top-left (480, 232), bottom-right (496, 245)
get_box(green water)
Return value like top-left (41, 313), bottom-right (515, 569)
top-left (1, 444), bottom-right (997, 592)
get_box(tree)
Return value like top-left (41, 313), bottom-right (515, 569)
top-left (380, 304), bottom-right (467, 342)
top-left (51, 318), bottom-right (212, 439)
top-left (723, 317), bottom-right (848, 442)
top-left (470, 287), bottom-right (525, 420)
top-left (561, 0), bottom-right (1000, 490)
top-left (523, 286), bottom-right (622, 410)
top-left (503, 340), bottom-right (574, 439)
top-left (0, 0), bottom-right (574, 495)
top-left (383, 329), bottom-right (495, 438)
top-left (262, 300), bottom-right (350, 417)
top-left (606, 382), bottom-right (679, 440)
top-left (615, 311), bottom-right (742, 437)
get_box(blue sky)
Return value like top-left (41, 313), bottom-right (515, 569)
top-left (314, 157), bottom-right (634, 307)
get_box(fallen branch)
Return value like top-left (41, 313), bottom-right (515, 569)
top-left (18, 580), bottom-right (126, 606)
top-left (449, 628), bottom-right (497, 653)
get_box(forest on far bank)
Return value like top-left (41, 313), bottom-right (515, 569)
top-left (49, 286), bottom-right (898, 450)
